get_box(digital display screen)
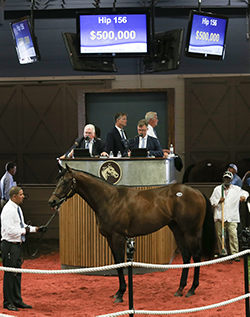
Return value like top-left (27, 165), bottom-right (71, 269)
top-left (10, 16), bottom-right (40, 64)
top-left (185, 10), bottom-right (229, 60)
top-left (77, 11), bottom-right (150, 57)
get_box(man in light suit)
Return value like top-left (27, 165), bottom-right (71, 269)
top-left (60, 124), bottom-right (108, 158)
top-left (145, 111), bottom-right (170, 158)
top-left (106, 112), bottom-right (128, 157)
top-left (129, 119), bottom-right (163, 157)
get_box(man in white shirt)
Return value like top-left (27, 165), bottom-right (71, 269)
top-left (0, 162), bottom-right (17, 208)
top-left (210, 171), bottom-right (249, 261)
top-left (1, 186), bottom-right (47, 311)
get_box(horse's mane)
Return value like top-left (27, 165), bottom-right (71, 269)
top-left (56, 166), bottom-right (114, 186)
top-left (56, 168), bottom-right (67, 180)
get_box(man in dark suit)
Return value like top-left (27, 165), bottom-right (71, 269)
top-left (129, 119), bottom-right (163, 157)
top-left (60, 124), bottom-right (108, 158)
top-left (106, 112), bottom-right (128, 157)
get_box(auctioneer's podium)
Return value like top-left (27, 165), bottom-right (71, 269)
top-left (59, 157), bottom-right (177, 269)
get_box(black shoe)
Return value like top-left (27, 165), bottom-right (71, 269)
top-left (14, 301), bottom-right (33, 309)
top-left (3, 303), bottom-right (19, 311)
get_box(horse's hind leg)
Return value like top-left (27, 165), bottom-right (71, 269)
top-left (169, 222), bottom-right (191, 297)
top-left (174, 249), bottom-right (192, 297)
top-left (186, 266), bottom-right (200, 297)
top-left (186, 247), bottom-right (201, 297)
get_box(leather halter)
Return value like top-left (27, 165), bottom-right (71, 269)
top-left (52, 177), bottom-right (76, 205)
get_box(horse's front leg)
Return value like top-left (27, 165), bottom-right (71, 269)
top-left (113, 267), bottom-right (126, 303)
top-left (107, 234), bottom-right (126, 303)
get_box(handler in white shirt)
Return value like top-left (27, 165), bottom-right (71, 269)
top-left (1, 186), bottom-right (47, 311)
top-left (210, 171), bottom-right (249, 260)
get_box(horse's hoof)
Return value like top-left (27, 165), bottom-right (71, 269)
top-left (174, 291), bottom-right (183, 297)
top-left (185, 290), bottom-right (195, 297)
top-left (113, 297), bottom-right (124, 303)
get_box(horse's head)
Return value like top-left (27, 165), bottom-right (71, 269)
top-left (48, 164), bottom-right (77, 211)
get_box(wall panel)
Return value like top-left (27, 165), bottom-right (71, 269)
top-left (0, 80), bottom-right (109, 183)
top-left (185, 76), bottom-right (250, 178)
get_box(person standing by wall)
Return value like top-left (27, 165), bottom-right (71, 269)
top-left (242, 170), bottom-right (250, 187)
top-left (210, 171), bottom-right (249, 261)
top-left (0, 162), bottom-right (17, 209)
top-left (1, 186), bottom-right (47, 311)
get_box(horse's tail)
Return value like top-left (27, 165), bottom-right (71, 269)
top-left (201, 194), bottom-right (217, 259)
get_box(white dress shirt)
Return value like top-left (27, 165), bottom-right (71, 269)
top-left (115, 125), bottom-right (127, 139)
top-left (147, 124), bottom-right (157, 138)
top-left (1, 200), bottom-right (36, 243)
top-left (85, 139), bottom-right (94, 155)
top-left (210, 184), bottom-right (249, 223)
top-left (139, 136), bottom-right (148, 148)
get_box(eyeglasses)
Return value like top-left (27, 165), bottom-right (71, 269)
top-left (138, 129), bottom-right (147, 132)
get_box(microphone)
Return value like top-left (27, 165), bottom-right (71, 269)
top-left (85, 136), bottom-right (90, 141)
top-left (75, 135), bottom-right (86, 148)
top-left (134, 133), bottom-right (143, 139)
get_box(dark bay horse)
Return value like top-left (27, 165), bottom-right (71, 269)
top-left (48, 165), bottom-right (216, 303)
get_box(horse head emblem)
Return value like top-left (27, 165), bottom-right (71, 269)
top-left (101, 163), bottom-right (119, 180)
top-left (99, 161), bottom-right (122, 185)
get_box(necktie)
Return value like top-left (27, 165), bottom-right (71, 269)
top-left (121, 129), bottom-right (125, 139)
top-left (17, 207), bottom-right (25, 242)
top-left (141, 137), bottom-right (146, 148)
top-left (86, 141), bottom-right (89, 149)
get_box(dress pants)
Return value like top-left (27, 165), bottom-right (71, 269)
top-left (1, 240), bottom-right (23, 306)
top-left (215, 220), bottom-right (239, 255)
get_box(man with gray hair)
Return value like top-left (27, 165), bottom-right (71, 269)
top-left (61, 124), bottom-right (108, 158)
top-left (145, 111), bottom-right (158, 139)
top-left (145, 111), bottom-right (170, 158)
